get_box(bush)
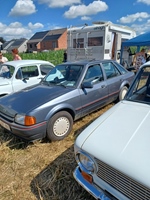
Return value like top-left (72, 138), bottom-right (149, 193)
top-left (4, 50), bottom-right (64, 66)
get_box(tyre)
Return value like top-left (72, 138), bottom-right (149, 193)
top-left (46, 111), bottom-right (73, 141)
top-left (119, 86), bottom-right (128, 101)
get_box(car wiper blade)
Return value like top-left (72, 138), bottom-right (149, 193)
top-left (57, 83), bottom-right (67, 88)
top-left (41, 80), bottom-right (52, 86)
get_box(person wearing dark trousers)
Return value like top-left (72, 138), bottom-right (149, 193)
top-left (63, 50), bottom-right (67, 62)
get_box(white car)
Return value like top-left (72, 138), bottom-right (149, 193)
top-left (73, 61), bottom-right (150, 200)
top-left (0, 60), bottom-right (55, 96)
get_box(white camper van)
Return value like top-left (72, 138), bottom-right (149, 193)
top-left (67, 21), bottom-right (136, 62)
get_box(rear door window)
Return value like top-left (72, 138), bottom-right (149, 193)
top-left (102, 62), bottom-right (121, 79)
top-left (40, 64), bottom-right (54, 75)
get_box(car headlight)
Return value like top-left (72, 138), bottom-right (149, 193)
top-left (76, 151), bottom-right (97, 173)
top-left (15, 114), bottom-right (36, 126)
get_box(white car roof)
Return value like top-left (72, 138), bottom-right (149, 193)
top-left (4, 60), bottom-right (55, 67)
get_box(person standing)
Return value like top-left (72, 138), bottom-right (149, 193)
top-left (11, 48), bottom-right (22, 60)
top-left (0, 52), bottom-right (8, 63)
top-left (63, 50), bottom-right (67, 62)
top-left (133, 48), bottom-right (146, 72)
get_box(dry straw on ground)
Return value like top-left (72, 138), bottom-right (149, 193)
top-left (0, 103), bottom-right (114, 200)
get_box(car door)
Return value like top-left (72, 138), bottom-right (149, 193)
top-left (12, 65), bottom-right (41, 92)
top-left (102, 61), bottom-right (123, 102)
top-left (79, 64), bottom-right (109, 116)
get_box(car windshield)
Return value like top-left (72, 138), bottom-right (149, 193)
top-left (42, 64), bottom-right (83, 87)
top-left (0, 64), bottom-right (14, 78)
top-left (125, 66), bottom-right (150, 104)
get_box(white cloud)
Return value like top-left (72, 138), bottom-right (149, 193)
top-left (0, 22), bottom-right (34, 40)
top-left (9, 0), bottom-right (37, 16)
top-left (0, 23), bottom-right (7, 30)
top-left (9, 22), bottom-right (22, 28)
top-left (118, 12), bottom-right (150, 23)
top-left (28, 22), bottom-right (44, 29)
top-left (131, 19), bottom-right (150, 35)
top-left (117, 18), bottom-right (150, 36)
top-left (38, 0), bottom-right (81, 7)
top-left (64, 1), bottom-right (108, 19)
top-left (81, 16), bottom-right (91, 21)
top-left (137, 0), bottom-right (150, 5)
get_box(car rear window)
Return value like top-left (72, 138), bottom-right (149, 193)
top-left (40, 64), bottom-right (54, 75)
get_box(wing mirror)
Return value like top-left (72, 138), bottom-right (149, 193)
top-left (82, 81), bottom-right (93, 89)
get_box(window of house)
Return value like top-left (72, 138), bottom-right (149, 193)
top-left (52, 41), bottom-right (58, 48)
top-left (88, 37), bottom-right (103, 46)
top-left (30, 44), bottom-right (32, 48)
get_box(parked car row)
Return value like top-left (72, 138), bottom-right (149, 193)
top-left (0, 59), bottom-right (134, 142)
top-left (1, 58), bottom-right (149, 200)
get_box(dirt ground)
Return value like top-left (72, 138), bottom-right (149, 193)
top-left (0, 103), bottom-right (114, 200)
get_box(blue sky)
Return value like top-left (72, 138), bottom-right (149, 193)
top-left (1, 0), bottom-right (150, 41)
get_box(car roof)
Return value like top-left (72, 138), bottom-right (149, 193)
top-left (60, 59), bottom-right (117, 65)
top-left (4, 60), bottom-right (55, 67)
top-left (142, 61), bottom-right (150, 67)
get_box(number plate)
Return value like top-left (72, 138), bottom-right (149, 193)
top-left (0, 120), bottom-right (10, 131)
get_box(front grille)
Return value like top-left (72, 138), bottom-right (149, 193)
top-left (0, 112), bottom-right (14, 123)
top-left (0, 104), bottom-right (15, 123)
top-left (95, 158), bottom-right (150, 200)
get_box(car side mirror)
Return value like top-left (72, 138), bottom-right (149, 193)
top-left (22, 77), bottom-right (29, 81)
top-left (82, 81), bottom-right (93, 89)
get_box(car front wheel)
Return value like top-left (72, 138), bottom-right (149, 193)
top-left (46, 111), bottom-right (73, 141)
top-left (119, 86), bottom-right (128, 101)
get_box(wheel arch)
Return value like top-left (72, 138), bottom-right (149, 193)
top-left (119, 81), bottom-right (130, 91)
top-left (115, 81), bottom-right (130, 103)
top-left (45, 103), bottom-right (76, 122)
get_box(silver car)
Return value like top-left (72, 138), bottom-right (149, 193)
top-left (0, 59), bottom-right (134, 141)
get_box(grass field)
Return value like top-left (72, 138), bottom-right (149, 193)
top-left (0, 103), bottom-right (114, 200)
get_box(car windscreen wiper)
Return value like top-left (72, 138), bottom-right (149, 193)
top-left (41, 80), bottom-right (52, 86)
top-left (57, 83), bottom-right (67, 88)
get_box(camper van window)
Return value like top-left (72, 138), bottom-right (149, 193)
top-left (88, 37), bottom-right (103, 46)
top-left (73, 38), bottom-right (84, 48)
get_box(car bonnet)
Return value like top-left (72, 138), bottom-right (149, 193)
top-left (75, 100), bottom-right (150, 188)
top-left (0, 84), bottom-right (73, 115)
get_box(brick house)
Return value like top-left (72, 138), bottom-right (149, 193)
top-left (27, 28), bottom-right (67, 52)
top-left (27, 31), bottom-right (49, 52)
